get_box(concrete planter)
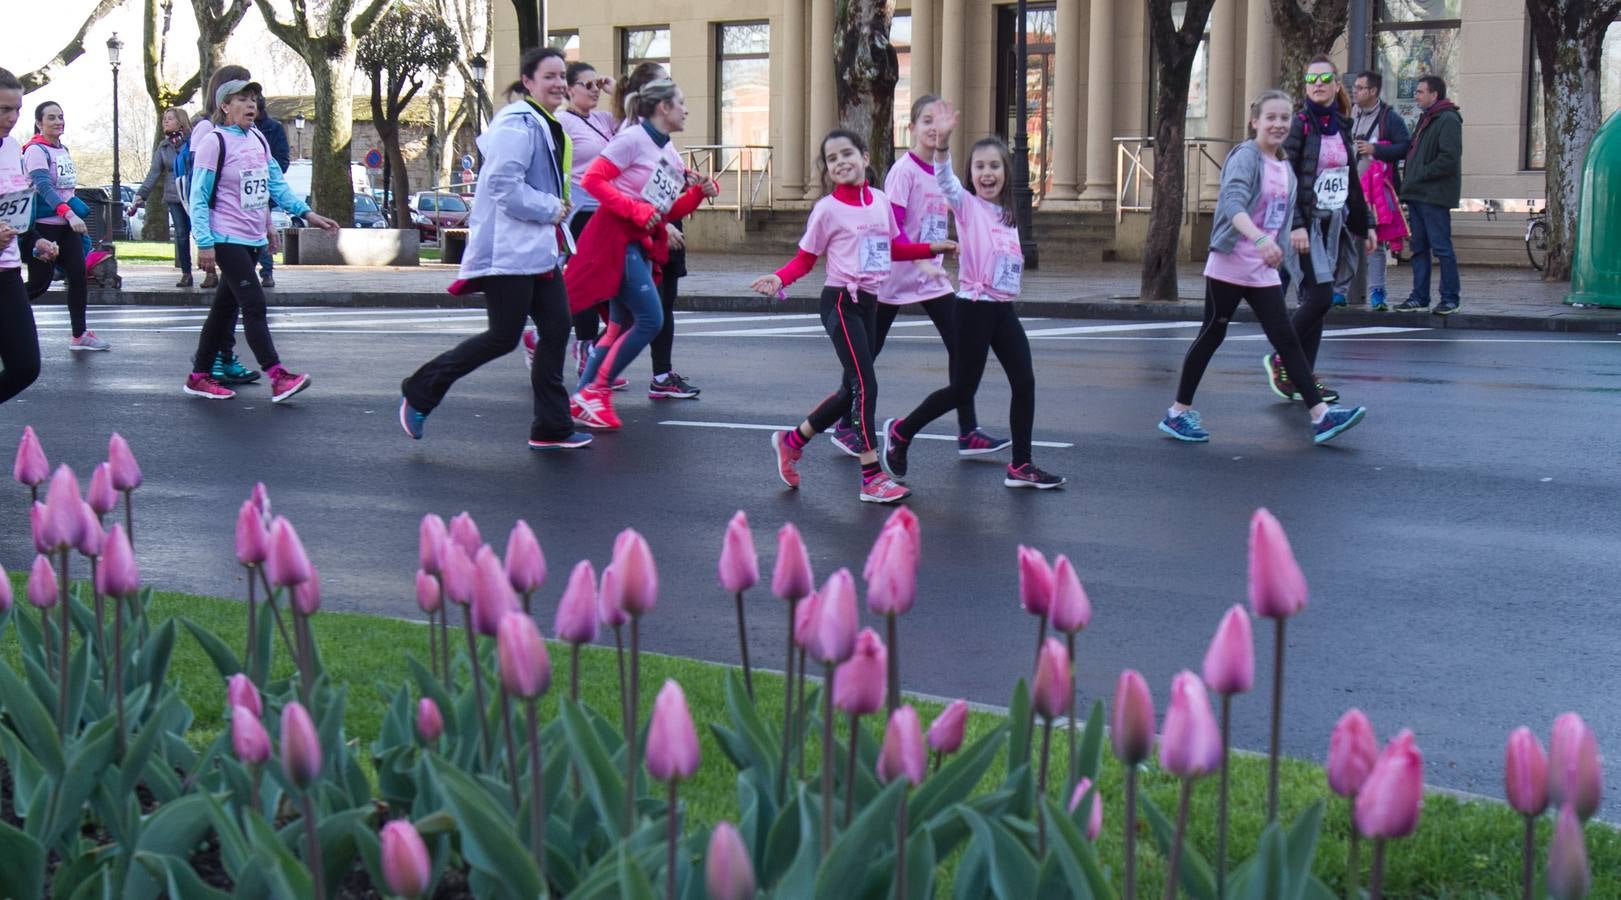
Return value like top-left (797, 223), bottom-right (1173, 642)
top-left (283, 228), bottom-right (420, 267)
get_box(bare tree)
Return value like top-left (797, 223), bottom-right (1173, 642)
top-left (1527, 0), bottom-right (1621, 281)
top-left (1269, 0), bottom-right (1350, 95)
top-left (432, 0), bottom-right (488, 186)
top-left (189, 0), bottom-right (254, 102)
top-left (358, 4), bottom-right (458, 224)
top-left (833, 0), bottom-right (900, 177)
top-left (18, 0), bottom-right (124, 92)
top-left (140, 0), bottom-right (197, 240)
top-left (1141, 0), bottom-right (1218, 301)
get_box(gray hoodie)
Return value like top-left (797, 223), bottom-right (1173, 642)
top-left (1208, 141), bottom-right (1297, 255)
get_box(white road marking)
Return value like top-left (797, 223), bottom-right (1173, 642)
top-left (658, 419), bottom-right (1075, 449)
top-left (1023, 322), bottom-right (1204, 336)
top-left (683, 320), bottom-right (943, 337)
top-left (1232, 326), bottom-right (1429, 340)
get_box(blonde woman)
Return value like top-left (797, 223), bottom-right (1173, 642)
top-left (131, 107), bottom-right (194, 286)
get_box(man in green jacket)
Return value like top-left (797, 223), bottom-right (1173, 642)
top-left (1395, 75), bottom-right (1463, 315)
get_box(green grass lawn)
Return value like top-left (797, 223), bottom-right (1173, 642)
top-left (112, 240), bottom-right (443, 265)
top-left (3, 580), bottom-right (1617, 896)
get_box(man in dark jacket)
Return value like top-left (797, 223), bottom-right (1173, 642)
top-left (1334, 70), bottom-right (1411, 308)
top-left (1395, 75), bottom-right (1463, 315)
top-left (254, 97), bottom-right (292, 287)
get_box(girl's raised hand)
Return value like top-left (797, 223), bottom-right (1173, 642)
top-left (931, 100), bottom-right (960, 145)
top-left (750, 274), bottom-right (783, 297)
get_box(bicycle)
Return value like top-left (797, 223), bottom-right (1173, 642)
top-left (1525, 206), bottom-right (1550, 271)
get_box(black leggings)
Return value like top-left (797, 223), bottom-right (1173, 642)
top-left (25, 222), bottom-right (88, 337)
top-left (649, 274), bottom-right (679, 375)
top-left (1176, 278), bottom-right (1323, 408)
top-left (883, 295), bottom-right (978, 438)
top-left (568, 212), bottom-right (603, 343)
top-left (1290, 260), bottom-right (1336, 370)
top-left (805, 288), bottom-right (880, 454)
top-left (402, 273), bottom-right (574, 441)
top-left (0, 268), bottom-right (41, 404)
top-left (192, 245), bottom-right (280, 373)
top-left (950, 301), bottom-right (1037, 466)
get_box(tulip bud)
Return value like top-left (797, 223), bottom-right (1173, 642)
top-left (1068, 776), bottom-right (1104, 840)
top-left (864, 524), bottom-right (917, 616)
top-left (1031, 637), bottom-right (1072, 721)
top-left (227, 672), bottom-right (262, 718)
top-left (230, 705), bottom-right (271, 765)
top-left (1248, 508), bottom-right (1307, 619)
top-left (1049, 555), bottom-right (1091, 634)
top-left (612, 528), bottom-right (658, 615)
top-left (1201, 605), bottom-right (1254, 696)
top-left (12, 425), bottom-right (48, 487)
top-left (792, 591), bottom-right (819, 648)
top-left (505, 519), bottom-right (546, 594)
top-left (86, 462), bottom-right (118, 516)
top-left (927, 699), bottom-right (969, 756)
top-left (1547, 803), bottom-right (1592, 900)
top-left (646, 679), bottom-right (700, 782)
top-left (416, 697), bottom-right (444, 743)
top-left (554, 560), bottom-right (600, 644)
top-left (704, 821), bottom-right (756, 900)
top-left (472, 546), bottom-right (517, 636)
top-left (235, 500), bottom-right (268, 566)
top-left (41, 464), bottom-right (83, 551)
top-left (717, 511), bottom-right (760, 594)
top-left (877, 704), bottom-right (926, 786)
top-left (380, 820), bottom-right (433, 900)
top-left (1504, 726), bottom-right (1549, 817)
top-left (265, 517), bottom-right (312, 588)
top-left (1160, 671), bottom-right (1223, 779)
top-left (1111, 669), bottom-right (1155, 765)
top-left (0, 564), bottom-right (11, 614)
top-left (1018, 545), bottom-right (1054, 617)
top-left (1354, 729), bottom-right (1424, 839)
top-left (863, 509), bottom-right (919, 588)
top-left (439, 542), bottom-right (475, 606)
top-left (418, 514), bottom-right (448, 575)
top-left (804, 569), bottom-right (858, 664)
top-left (771, 523), bottom-right (814, 601)
top-left (249, 482), bottom-right (272, 519)
top-left (1327, 708), bottom-right (1379, 798)
top-left (415, 569), bottom-right (441, 614)
top-left (1549, 712), bottom-right (1603, 821)
top-left (30, 502), bottom-right (48, 554)
top-left (107, 433), bottom-right (142, 491)
top-left (291, 566), bottom-right (321, 616)
top-left (76, 501), bottom-right (104, 558)
top-left (96, 524), bottom-right (140, 597)
top-left (496, 612), bottom-right (552, 699)
top-left (833, 628), bottom-right (887, 716)
top-left (27, 554), bottom-right (56, 609)
top-left (448, 512), bottom-right (481, 556)
top-left (280, 701), bottom-right (323, 790)
top-left (597, 564), bottom-right (627, 627)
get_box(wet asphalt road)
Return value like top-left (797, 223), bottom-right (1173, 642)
top-left (4, 305), bottom-right (1619, 809)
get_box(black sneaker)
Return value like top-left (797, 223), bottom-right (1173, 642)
top-left (880, 417), bottom-right (910, 479)
top-left (1393, 298), bottom-right (1429, 312)
top-left (648, 372), bottom-right (700, 399)
top-left (1433, 300), bottom-right (1460, 316)
top-left (1311, 382), bottom-right (1341, 404)
top-left (1004, 463), bottom-right (1066, 490)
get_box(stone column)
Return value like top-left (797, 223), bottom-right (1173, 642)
top-left (806, 0), bottom-right (836, 197)
top-left (912, 0), bottom-right (937, 97)
top-left (1243, 0), bottom-right (1276, 107)
top-left (939, 0), bottom-right (965, 161)
top-left (1080, 0), bottom-right (1115, 199)
top-left (1202, 0), bottom-right (1238, 194)
top-left (1047, 0), bottom-right (1083, 199)
top-left (780, 0), bottom-right (807, 197)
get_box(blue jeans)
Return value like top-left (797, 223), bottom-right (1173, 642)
top-left (1405, 201), bottom-right (1459, 305)
top-left (167, 202), bottom-right (193, 274)
top-left (257, 243), bottom-right (274, 278)
top-left (579, 246), bottom-right (663, 385)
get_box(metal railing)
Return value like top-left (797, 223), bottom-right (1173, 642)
top-left (1114, 136), bottom-right (1237, 224)
top-left (681, 145), bottom-right (774, 219)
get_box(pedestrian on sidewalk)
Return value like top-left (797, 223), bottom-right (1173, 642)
top-left (190, 64), bottom-right (261, 386)
top-left (751, 128), bottom-right (956, 504)
top-left (22, 100), bottom-right (108, 352)
top-left (0, 68), bottom-right (48, 405)
top-left (1338, 70), bottom-right (1410, 311)
top-left (399, 47), bottom-right (590, 451)
top-left (878, 101), bottom-right (1064, 490)
top-left (183, 78), bottom-right (339, 403)
top-left (1160, 90), bottom-right (1367, 447)
top-left (130, 108), bottom-right (195, 288)
top-left (1394, 75), bottom-right (1463, 316)
top-left (253, 96), bottom-right (291, 288)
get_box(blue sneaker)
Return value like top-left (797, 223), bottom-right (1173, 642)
top-left (528, 432), bottom-right (593, 450)
top-left (1312, 406), bottom-right (1366, 444)
top-left (1159, 409), bottom-right (1210, 442)
top-left (958, 427), bottom-right (1012, 456)
top-left (830, 421), bottom-right (865, 458)
top-left (1370, 288), bottom-right (1389, 311)
top-left (399, 395), bottom-right (428, 440)
top-left (1331, 292), bottom-right (1347, 307)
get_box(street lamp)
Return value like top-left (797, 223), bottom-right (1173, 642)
top-left (294, 113), bottom-right (305, 159)
top-left (107, 32), bottom-right (124, 238)
top-left (1011, 1), bottom-right (1039, 268)
top-left (469, 53), bottom-right (488, 168)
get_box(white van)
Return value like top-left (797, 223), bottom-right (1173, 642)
top-left (281, 159), bottom-right (372, 207)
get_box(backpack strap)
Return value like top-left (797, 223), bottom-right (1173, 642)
top-left (206, 129), bottom-right (272, 209)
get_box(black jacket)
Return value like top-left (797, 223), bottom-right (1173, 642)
top-left (1350, 102), bottom-right (1411, 191)
top-left (1283, 110), bottom-right (1370, 238)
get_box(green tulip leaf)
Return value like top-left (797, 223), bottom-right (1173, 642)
top-left (1006, 679), bottom-right (1032, 772)
top-left (136, 619), bottom-right (177, 703)
top-left (429, 755), bottom-right (546, 898)
top-left (1041, 796), bottom-right (1111, 900)
top-left (813, 779), bottom-right (905, 899)
top-left (1141, 790), bottom-right (1218, 900)
top-left (709, 722), bottom-right (753, 772)
top-left (1076, 700), bottom-right (1105, 783)
top-left (0, 660), bottom-right (64, 777)
top-left (958, 807), bottom-right (1039, 900)
top-left (559, 698), bottom-right (628, 840)
top-left (1239, 823), bottom-right (1288, 900)
top-left (759, 784), bottom-right (802, 886)
top-left (568, 843), bottom-right (665, 900)
top-left (180, 617), bottom-right (244, 681)
top-left (133, 852), bottom-right (233, 900)
top-left (725, 668), bottom-right (780, 775)
top-left (951, 837), bottom-right (989, 900)
top-left (1283, 801), bottom-right (1324, 899)
top-left (901, 813), bottom-right (937, 900)
top-left (0, 729), bottom-right (46, 814)
top-left (618, 843), bottom-right (659, 900)
top-left (774, 785), bottom-right (822, 898)
top-left (119, 694), bottom-right (180, 802)
top-left (43, 720), bottom-right (115, 848)
top-left (911, 722), bottom-right (1008, 828)
top-left (120, 793), bottom-right (218, 900)
top-left (0, 818), bottom-right (46, 900)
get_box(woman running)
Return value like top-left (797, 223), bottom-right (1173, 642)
top-left (130, 107), bottom-right (195, 287)
top-left (0, 68), bottom-right (49, 404)
top-left (878, 103), bottom-right (1064, 490)
top-left (553, 61), bottom-right (617, 365)
top-left (183, 78), bottom-right (339, 402)
top-left (1267, 55), bottom-right (1375, 404)
top-left (1158, 90), bottom-right (1367, 446)
top-left (751, 129), bottom-right (955, 504)
top-left (23, 101), bottom-right (106, 351)
top-left (399, 47), bottom-right (590, 451)
top-left (564, 78), bottom-right (715, 429)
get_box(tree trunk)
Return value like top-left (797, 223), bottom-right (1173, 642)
top-left (833, 0), bottom-right (900, 178)
top-left (1141, 0), bottom-right (1217, 301)
top-left (191, 0), bottom-right (251, 108)
top-left (1270, 0), bottom-right (1350, 97)
top-left (308, 54), bottom-right (359, 225)
top-left (18, 0), bottom-right (124, 91)
top-left (510, 0), bottom-right (541, 50)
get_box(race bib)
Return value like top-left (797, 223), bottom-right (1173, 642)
top-left (1260, 195), bottom-right (1288, 232)
top-left (860, 235), bottom-right (891, 274)
top-left (0, 189), bottom-right (33, 231)
top-left (54, 156), bottom-right (77, 190)
top-left (239, 167), bottom-right (269, 211)
top-left (992, 255), bottom-right (1023, 295)
top-left (640, 157), bottom-right (684, 215)
top-left (1314, 166), bottom-right (1349, 211)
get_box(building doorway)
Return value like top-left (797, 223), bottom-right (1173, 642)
top-left (994, 3), bottom-right (1056, 203)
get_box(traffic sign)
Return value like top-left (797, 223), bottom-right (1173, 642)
top-left (460, 168), bottom-right (476, 184)
top-left (364, 148), bottom-right (383, 169)
top-left (461, 154), bottom-right (475, 171)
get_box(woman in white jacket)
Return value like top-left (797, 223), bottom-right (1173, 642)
top-left (398, 46), bottom-right (590, 451)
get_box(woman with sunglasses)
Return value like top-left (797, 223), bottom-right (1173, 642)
top-left (546, 62), bottom-right (617, 371)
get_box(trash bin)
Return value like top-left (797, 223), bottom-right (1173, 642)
top-left (1568, 109), bottom-right (1621, 308)
top-left (72, 187), bottom-right (118, 245)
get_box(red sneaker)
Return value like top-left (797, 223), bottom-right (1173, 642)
top-left (573, 384), bottom-right (620, 429)
top-left (183, 373), bottom-right (235, 400)
top-left (771, 431), bottom-right (802, 489)
top-left (269, 366), bottom-right (311, 403)
top-left (859, 475), bottom-right (912, 504)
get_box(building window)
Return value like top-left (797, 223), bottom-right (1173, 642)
top-left (1526, 22), bottom-right (1621, 170)
top-left (1373, 1), bottom-right (1461, 128)
top-left (715, 22), bottom-right (770, 169)
top-left (621, 26), bottom-right (671, 71)
top-left (548, 31), bottom-right (580, 64)
top-left (995, 3), bottom-right (1057, 201)
top-left (892, 14), bottom-right (913, 151)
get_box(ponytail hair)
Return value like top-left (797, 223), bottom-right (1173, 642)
top-left (1246, 89), bottom-right (1294, 159)
top-left (633, 79), bottom-right (680, 122)
top-left (506, 46), bottom-right (566, 99)
top-left (614, 61), bottom-right (666, 128)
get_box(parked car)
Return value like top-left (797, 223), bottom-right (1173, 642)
top-left (409, 191), bottom-right (470, 242)
top-left (101, 185), bottom-right (143, 239)
top-left (351, 191), bottom-right (386, 229)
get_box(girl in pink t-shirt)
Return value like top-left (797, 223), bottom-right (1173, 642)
top-left (751, 129), bottom-right (955, 505)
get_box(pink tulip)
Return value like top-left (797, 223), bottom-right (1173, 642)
top-left (76, 501), bottom-right (104, 557)
top-left (416, 698), bottom-right (443, 743)
top-left (554, 560), bottom-right (600, 644)
top-left (96, 524), bottom-right (140, 597)
top-left (448, 511), bottom-right (481, 555)
top-left (86, 462), bottom-right (118, 516)
top-left (505, 520), bottom-right (546, 594)
top-left (1201, 605), bottom-right (1254, 696)
top-left (249, 482), bottom-right (272, 519)
top-left (0, 564), bottom-right (11, 613)
top-left (1031, 637), bottom-right (1072, 721)
top-left (792, 591), bottom-right (820, 648)
top-left (1111, 669), bottom-right (1156, 764)
top-left (1504, 726), bottom-right (1549, 817)
top-left (1547, 803), bottom-right (1592, 899)
top-left (27, 555), bottom-right (56, 609)
top-left (1018, 545), bottom-right (1054, 617)
top-left (439, 542), bottom-right (475, 606)
top-left (41, 464), bottom-right (83, 551)
top-left (107, 433), bottom-right (141, 491)
top-left (496, 612), bottom-right (552, 698)
top-left (415, 569), bottom-right (441, 614)
top-left (877, 704), bottom-right (927, 786)
top-left (1549, 712), bottom-right (1603, 821)
top-left (235, 501), bottom-right (268, 566)
top-left (418, 514), bottom-right (447, 576)
top-left (380, 819), bottom-right (433, 899)
top-left (1049, 555), bottom-right (1091, 633)
top-left (927, 699), bottom-right (969, 756)
top-left (1354, 729), bottom-right (1424, 839)
top-left (1248, 508), bottom-right (1307, 619)
top-left (865, 508), bottom-right (920, 582)
top-left (30, 502), bottom-right (48, 554)
top-left (1327, 708), bottom-right (1379, 798)
top-left (804, 569), bottom-right (858, 664)
top-left (230, 705), bottom-right (271, 765)
top-left (227, 672), bottom-right (262, 718)
top-left (864, 524), bottom-right (917, 616)
top-left (12, 425), bottom-right (47, 486)
top-left (1159, 671), bottom-right (1222, 778)
top-left (597, 564), bottom-right (627, 627)
top-left (472, 546), bottom-right (517, 637)
top-left (280, 701), bottom-right (323, 790)
top-left (264, 517), bottom-right (312, 588)
top-left (771, 523), bottom-right (814, 601)
top-left (833, 628), bottom-right (887, 716)
top-left (645, 679), bottom-right (700, 782)
top-left (1068, 776), bottom-right (1104, 840)
top-left (291, 566), bottom-right (321, 616)
top-left (718, 511), bottom-right (760, 593)
top-left (612, 528), bottom-right (658, 615)
top-left (704, 821), bottom-right (756, 900)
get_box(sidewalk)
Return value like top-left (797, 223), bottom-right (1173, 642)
top-left (93, 251), bottom-right (1621, 333)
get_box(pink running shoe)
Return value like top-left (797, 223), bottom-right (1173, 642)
top-left (859, 475), bottom-right (912, 504)
top-left (69, 331), bottom-right (111, 351)
top-left (184, 373), bottom-right (236, 399)
top-left (771, 431), bottom-right (802, 489)
top-left (268, 366), bottom-right (311, 403)
top-left (522, 328), bottom-right (538, 370)
top-left (609, 376), bottom-right (629, 391)
top-left (572, 385), bottom-right (621, 429)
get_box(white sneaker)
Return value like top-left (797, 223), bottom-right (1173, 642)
top-left (70, 331), bottom-right (111, 351)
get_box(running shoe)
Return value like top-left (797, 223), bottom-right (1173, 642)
top-left (1004, 463), bottom-right (1067, 490)
top-left (213, 352), bottom-right (260, 384)
top-left (574, 339), bottom-right (591, 377)
top-left (1330, 292), bottom-right (1347, 308)
top-left (880, 417), bottom-right (910, 479)
top-left (1393, 298), bottom-right (1429, 312)
top-left (859, 475), bottom-right (912, 504)
top-left (830, 422), bottom-right (865, 458)
top-left (1265, 353), bottom-right (1296, 401)
top-left (268, 366), bottom-right (311, 403)
top-left (522, 328), bottom-right (538, 370)
top-left (1313, 382), bottom-right (1341, 404)
top-left (1370, 288), bottom-right (1389, 312)
top-left (572, 385), bottom-right (620, 429)
top-left (528, 432), bottom-right (593, 450)
top-left (1433, 300), bottom-right (1460, 316)
top-left (399, 396), bottom-right (428, 440)
top-left (958, 428), bottom-right (1012, 457)
top-left (1158, 409), bottom-right (1210, 442)
top-left (184, 373), bottom-right (235, 400)
top-left (259, 274), bottom-right (275, 288)
top-left (648, 372), bottom-right (700, 400)
top-left (771, 430), bottom-right (803, 489)
top-left (1312, 406), bottom-right (1367, 445)
top-left (569, 397), bottom-right (603, 429)
top-left (609, 376), bottom-right (630, 391)
top-left (69, 331), bottom-right (110, 352)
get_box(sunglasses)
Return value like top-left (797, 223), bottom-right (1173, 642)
top-left (1303, 73), bottom-right (1338, 85)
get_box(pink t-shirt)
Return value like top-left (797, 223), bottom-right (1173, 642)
top-left (193, 127), bottom-right (286, 245)
top-left (1313, 136), bottom-right (1350, 212)
top-left (800, 187), bottom-right (903, 295)
top-left (0, 138), bottom-right (28, 269)
top-left (879, 152), bottom-right (953, 304)
top-left (560, 108), bottom-right (616, 205)
top-left (22, 142), bottom-right (76, 225)
top-left (934, 161), bottom-right (1021, 301)
top-left (1204, 155), bottom-right (1291, 287)
top-left (597, 122), bottom-right (686, 215)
